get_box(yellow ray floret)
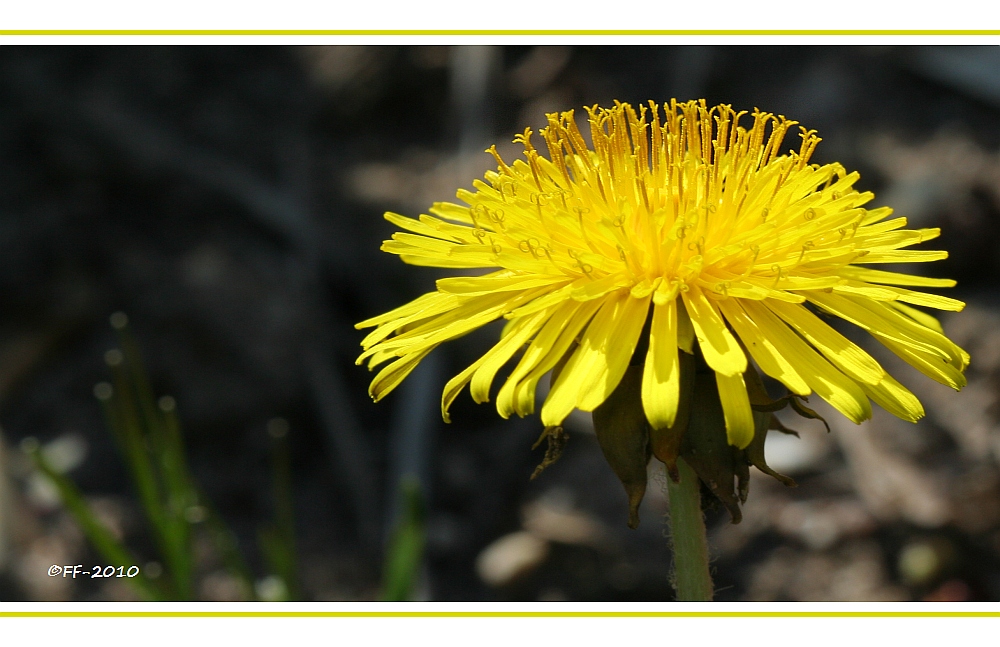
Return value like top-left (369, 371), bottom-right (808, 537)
top-left (357, 99), bottom-right (967, 450)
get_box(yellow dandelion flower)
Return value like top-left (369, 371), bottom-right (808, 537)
top-left (356, 99), bottom-right (968, 452)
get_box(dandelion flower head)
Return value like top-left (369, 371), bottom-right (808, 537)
top-left (357, 99), bottom-right (968, 450)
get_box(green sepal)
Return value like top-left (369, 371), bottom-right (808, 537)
top-left (592, 366), bottom-right (652, 529)
top-left (583, 351), bottom-right (807, 528)
top-left (769, 415), bottom-right (800, 437)
top-left (742, 367), bottom-right (830, 434)
top-left (789, 397), bottom-right (830, 433)
top-left (649, 350), bottom-right (696, 482)
top-left (740, 364), bottom-right (798, 490)
top-left (530, 426), bottom-right (569, 480)
top-left (743, 414), bottom-right (797, 489)
top-left (750, 398), bottom-right (795, 413)
top-left (678, 370), bottom-right (743, 524)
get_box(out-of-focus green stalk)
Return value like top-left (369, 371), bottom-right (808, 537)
top-left (200, 493), bottom-right (257, 599)
top-left (155, 396), bottom-right (196, 600)
top-left (380, 477), bottom-right (426, 602)
top-left (102, 322), bottom-right (193, 600)
top-left (95, 373), bottom-right (177, 598)
top-left (257, 418), bottom-right (299, 601)
top-left (27, 446), bottom-right (162, 601)
top-left (48, 312), bottom-right (296, 602)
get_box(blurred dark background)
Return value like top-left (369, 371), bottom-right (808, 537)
top-left (2, 45), bottom-right (1000, 601)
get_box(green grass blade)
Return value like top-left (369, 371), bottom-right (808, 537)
top-left (111, 313), bottom-right (162, 452)
top-left (257, 419), bottom-right (299, 601)
top-left (105, 356), bottom-right (166, 528)
top-left (104, 357), bottom-right (186, 595)
top-left (380, 477), bottom-right (426, 602)
top-left (200, 493), bottom-right (258, 600)
top-left (155, 397), bottom-right (197, 600)
top-left (112, 316), bottom-right (196, 599)
top-left (27, 445), bottom-right (163, 601)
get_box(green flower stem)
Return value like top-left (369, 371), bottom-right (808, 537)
top-left (666, 457), bottom-right (713, 601)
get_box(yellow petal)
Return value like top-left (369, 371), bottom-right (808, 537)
top-left (570, 272), bottom-right (632, 301)
top-left (831, 283), bottom-right (902, 301)
top-left (716, 371), bottom-right (755, 449)
top-left (879, 337), bottom-right (967, 391)
top-left (727, 280), bottom-right (806, 303)
top-left (356, 291), bottom-right (520, 363)
top-left (542, 291), bottom-right (650, 426)
top-left (506, 282), bottom-right (578, 318)
top-left (470, 308), bottom-right (553, 404)
top-left (652, 278), bottom-right (679, 306)
top-left (437, 273), bottom-right (568, 296)
top-left (808, 292), bottom-right (967, 369)
top-left (860, 374), bottom-right (924, 422)
top-left (676, 297), bottom-right (695, 353)
top-left (885, 287), bottom-right (965, 312)
top-left (441, 360), bottom-right (483, 423)
top-left (495, 301), bottom-right (578, 418)
top-left (384, 211), bottom-right (462, 242)
top-left (806, 292), bottom-right (948, 358)
top-left (370, 346), bottom-right (438, 403)
top-left (889, 301), bottom-right (944, 334)
top-left (682, 285), bottom-right (746, 376)
top-left (641, 299), bottom-right (680, 430)
top-left (386, 232), bottom-right (457, 255)
top-left (766, 300), bottom-right (886, 385)
top-left (717, 298), bottom-right (810, 396)
top-left (435, 297), bottom-right (562, 422)
top-left (741, 300), bottom-right (872, 424)
top-left (856, 250), bottom-right (948, 263)
top-left (429, 201), bottom-right (477, 225)
top-left (356, 291), bottom-right (458, 331)
top-left (631, 276), bottom-right (662, 299)
top-left (576, 293), bottom-right (651, 410)
top-left (836, 266), bottom-right (956, 288)
top-left (397, 253), bottom-right (500, 269)
top-left (505, 299), bottom-right (603, 418)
